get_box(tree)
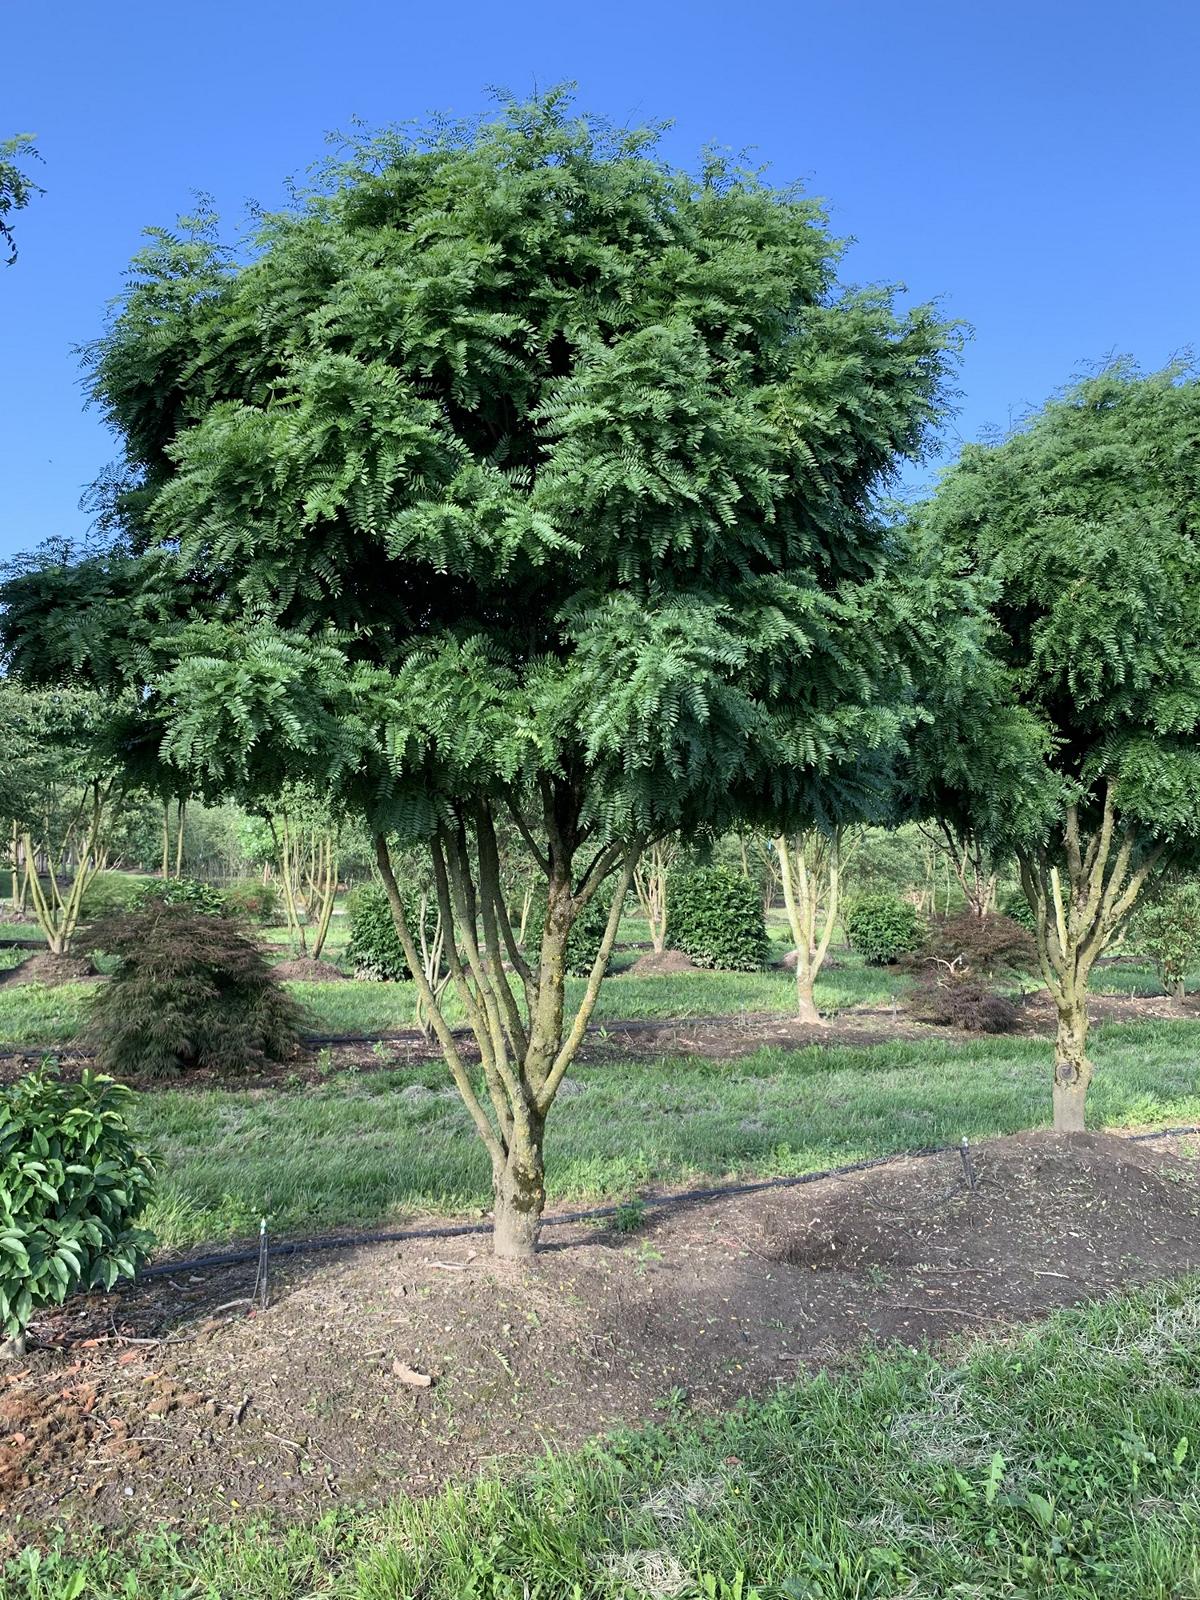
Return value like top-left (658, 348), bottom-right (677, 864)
top-left (0, 93), bottom-right (955, 1254)
top-left (776, 827), bottom-right (845, 1023)
top-left (0, 683), bottom-right (129, 954)
top-left (911, 365), bottom-right (1200, 1131)
top-left (0, 135), bottom-right (41, 267)
top-left (633, 839), bottom-right (677, 953)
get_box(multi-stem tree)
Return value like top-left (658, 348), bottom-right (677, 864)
top-left (0, 683), bottom-right (122, 954)
top-left (910, 365), bottom-right (1200, 1131)
top-left (633, 840), bottom-right (678, 954)
top-left (1, 94), bottom-right (954, 1253)
top-left (776, 827), bottom-right (853, 1023)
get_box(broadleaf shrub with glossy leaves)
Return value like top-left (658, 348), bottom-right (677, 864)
top-left (1134, 882), bottom-right (1200, 999)
top-left (668, 867), bottom-right (768, 971)
top-left (0, 1069), bottom-right (155, 1346)
top-left (220, 877), bottom-right (281, 924)
top-left (845, 893), bottom-right (924, 965)
top-left (83, 903), bottom-right (305, 1077)
top-left (132, 876), bottom-right (226, 917)
top-left (346, 882), bottom-right (437, 981)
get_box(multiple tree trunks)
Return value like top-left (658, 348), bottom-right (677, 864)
top-left (374, 791), bottom-right (642, 1258)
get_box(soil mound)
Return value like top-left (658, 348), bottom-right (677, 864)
top-left (0, 951), bottom-right (99, 987)
top-left (627, 948), bottom-right (700, 976)
top-left (273, 957), bottom-right (346, 982)
top-left (10, 1129), bottom-right (1200, 1536)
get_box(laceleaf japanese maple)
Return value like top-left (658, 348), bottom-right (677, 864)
top-left (1, 93), bottom-right (954, 1252)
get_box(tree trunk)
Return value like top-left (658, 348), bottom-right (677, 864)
top-left (1052, 998), bottom-right (1092, 1133)
top-left (795, 963), bottom-right (823, 1026)
top-left (492, 1114), bottom-right (546, 1259)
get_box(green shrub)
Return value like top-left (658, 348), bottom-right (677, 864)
top-left (77, 871), bottom-right (144, 922)
top-left (346, 882), bottom-right (438, 980)
top-left (221, 877), bottom-right (282, 924)
top-left (1135, 881), bottom-right (1200, 999)
top-left (0, 1069), bottom-right (155, 1351)
top-left (132, 876), bottom-right (227, 916)
top-left (82, 903), bottom-right (305, 1077)
top-left (1000, 888), bottom-right (1036, 932)
top-left (667, 867), bottom-right (767, 971)
top-left (845, 892), bottom-right (924, 965)
top-left (523, 891), bottom-right (615, 977)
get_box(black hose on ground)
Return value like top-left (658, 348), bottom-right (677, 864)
top-left (136, 1122), bottom-right (1200, 1281)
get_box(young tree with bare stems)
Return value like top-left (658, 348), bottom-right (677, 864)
top-left (775, 828), bottom-right (846, 1024)
top-left (910, 365), bottom-right (1200, 1132)
top-left (633, 840), bottom-right (677, 954)
top-left (1, 94), bottom-right (955, 1254)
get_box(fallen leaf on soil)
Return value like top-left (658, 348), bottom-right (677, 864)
top-left (392, 1360), bottom-right (433, 1387)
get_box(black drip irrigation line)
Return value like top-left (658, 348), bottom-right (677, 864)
top-left (137, 1121), bottom-right (1200, 1282)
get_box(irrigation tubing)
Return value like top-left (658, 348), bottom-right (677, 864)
top-left (136, 1121), bottom-right (1200, 1282)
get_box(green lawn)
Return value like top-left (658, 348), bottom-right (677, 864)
top-left (137, 1020), bottom-right (1200, 1247)
top-left (6, 1278), bottom-right (1198, 1598)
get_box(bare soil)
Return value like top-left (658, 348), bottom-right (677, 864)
top-left (0, 952), bottom-right (99, 987)
top-left (271, 957), bottom-right (347, 982)
top-left (627, 948), bottom-right (701, 976)
top-left (6, 1128), bottom-right (1200, 1545)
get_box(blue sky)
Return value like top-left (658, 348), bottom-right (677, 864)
top-left (3, 0), bottom-right (1198, 557)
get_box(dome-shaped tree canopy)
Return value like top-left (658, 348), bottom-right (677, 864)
top-left (1, 92), bottom-right (957, 1253)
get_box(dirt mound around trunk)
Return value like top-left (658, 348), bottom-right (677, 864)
top-left (0, 951), bottom-right (99, 987)
top-left (627, 948), bottom-right (700, 976)
top-left (272, 957), bottom-right (346, 982)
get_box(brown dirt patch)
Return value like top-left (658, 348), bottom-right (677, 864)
top-left (0, 952), bottom-right (99, 987)
top-left (271, 957), bottom-right (346, 982)
top-left (7, 1128), bottom-right (1200, 1542)
top-left (627, 948), bottom-right (701, 976)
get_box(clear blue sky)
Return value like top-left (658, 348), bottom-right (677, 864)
top-left (3, 0), bottom-right (1198, 557)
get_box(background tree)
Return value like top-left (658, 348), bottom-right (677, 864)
top-left (911, 364), bottom-right (1200, 1131)
top-left (776, 827), bottom-right (848, 1022)
top-left (0, 682), bottom-right (127, 955)
top-left (1, 135), bottom-right (41, 266)
top-left (0, 93), bottom-right (955, 1254)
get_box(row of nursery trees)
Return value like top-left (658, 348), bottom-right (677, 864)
top-left (4, 95), bottom-right (1199, 1257)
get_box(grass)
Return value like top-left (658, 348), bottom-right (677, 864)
top-left (0, 955), bottom-right (904, 1046)
top-left (5, 1277), bottom-right (1199, 1597)
top-left (136, 1019), bottom-right (1200, 1246)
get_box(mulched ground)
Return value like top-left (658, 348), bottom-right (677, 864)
top-left (5, 1128), bottom-right (1200, 1546)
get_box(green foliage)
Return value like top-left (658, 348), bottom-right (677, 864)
top-left (845, 892), bottom-right (923, 965)
top-left (1135, 882), bottom-right (1200, 998)
top-left (1001, 888), bottom-right (1036, 932)
top-left (77, 871), bottom-right (142, 922)
top-left (523, 890), bottom-right (614, 977)
top-left (82, 902), bottom-right (304, 1077)
top-left (909, 364), bottom-right (1200, 863)
top-left (131, 876), bottom-right (226, 916)
top-left (0, 134), bottom-right (41, 267)
top-left (220, 877), bottom-right (281, 923)
top-left (668, 867), bottom-right (768, 971)
top-left (0, 93), bottom-right (956, 852)
top-left (346, 881), bottom-right (437, 980)
top-left (0, 1069), bottom-right (154, 1344)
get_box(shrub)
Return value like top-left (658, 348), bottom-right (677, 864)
top-left (77, 871), bottom-right (143, 922)
top-left (82, 903), bottom-right (305, 1077)
top-left (222, 877), bottom-right (282, 924)
top-left (667, 867), bottom-right (767, 971)
top-left (1135, 882), bottom-right (1200, 999)
top-left (918, 911), bottom-right (1037, 980)
top-left (132, 876), bottom-right (227, 916)
top-left (0, 1069), bottom-right (155, 1352)
top-left (844, 893), bottom-right (924, 965)
top-left (908, 970), bottom-right (1021, 1032)
top-left (1000, 888), bottom-right (1036, 932)
top-left (346, 882), bottom-right (438, 980)
top-left (523, 891), bottom-right (616, 977)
